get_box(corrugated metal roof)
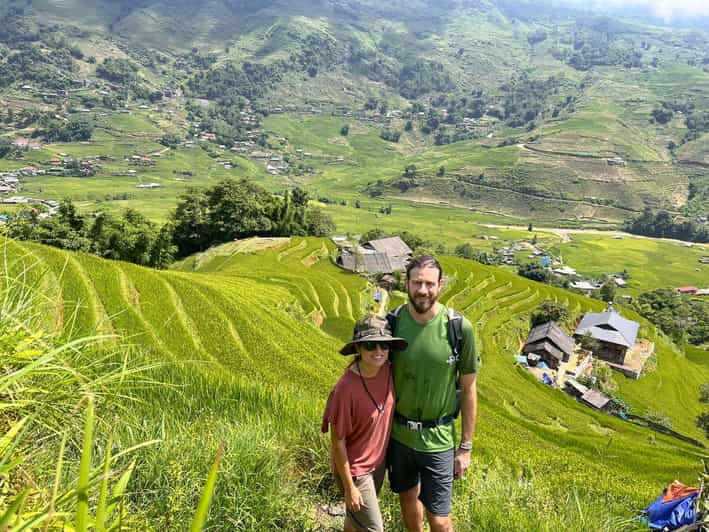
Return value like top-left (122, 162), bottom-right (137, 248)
top-left (581, 389), bottom-right (611, 410)
top-left (574, 308), bottom-right (639, 348)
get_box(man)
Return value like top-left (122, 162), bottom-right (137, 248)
top-left (388, 256), bottom-right (480, 532)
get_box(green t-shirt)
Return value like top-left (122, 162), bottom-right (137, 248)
top-left (391, 304), bottom-right (480, 452)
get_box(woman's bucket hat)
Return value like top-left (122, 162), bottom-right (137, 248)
top-left (339, 315), bottom-right (408, 355)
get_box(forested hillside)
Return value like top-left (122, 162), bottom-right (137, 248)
top-left (0, 0), bottom-right (708, 228)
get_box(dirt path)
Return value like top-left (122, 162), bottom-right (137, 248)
top-left (479, 223), bottom-right (708, 248)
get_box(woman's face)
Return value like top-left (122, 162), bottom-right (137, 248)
top-left (356, 341), bottom-right (390, 371)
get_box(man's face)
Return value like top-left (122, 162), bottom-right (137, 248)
top-left (406, 265), bottom-right (442, 314)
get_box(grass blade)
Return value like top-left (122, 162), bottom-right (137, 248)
top-left (95, 429), bottom-right (114, 532)
top-left (190, 443), bottom-right (225, 532)
top-left (0, 490), bottom-right (29, 529)
top-left (75, 396), bottom-right (95, 532)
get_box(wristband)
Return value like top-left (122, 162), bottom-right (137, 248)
top-left (458, 441), bottom-right (473, 451)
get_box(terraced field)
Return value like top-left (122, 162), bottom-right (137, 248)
top-left (4, 236), bottom-right (708, 529)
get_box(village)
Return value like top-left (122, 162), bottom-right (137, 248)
top-left (332, 233), bottom-right (708, 432)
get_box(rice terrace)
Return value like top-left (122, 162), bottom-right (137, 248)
top-left (0, 0), bottom-right (708, 530)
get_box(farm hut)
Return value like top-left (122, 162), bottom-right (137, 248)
top-left (574, 306), bottom-right (639, 365)
top-left (337, 236), bottom-right (413, 275)
top-left (564, 378), bottom-right (589, 399)
top-left (580, 389), bottom-right (612, 412)
top-left (337, 248), bottom-right (394, 274)
top-left (361, 237), bottom-right (413, 271)
top-left (522, 322), bottom-right (575, 370)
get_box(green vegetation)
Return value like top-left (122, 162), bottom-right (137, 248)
top-left (3, 235), bottom-right (707, 529)
top-left (624, 208), bottom-right (708, 243)
top-left (632, 288), bottom-right (709, 346)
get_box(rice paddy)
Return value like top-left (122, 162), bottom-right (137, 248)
top-left (3, 235), bottom-right (707, 529)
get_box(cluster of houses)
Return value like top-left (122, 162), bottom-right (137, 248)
top-left (520, 305), bottom-right (652, 412)
top-left (0, 173), bottom-right (22, 195)
top-left (0, 196), bottom-right (59, 222)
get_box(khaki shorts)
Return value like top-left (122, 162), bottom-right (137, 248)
top-left (334, 463), bottom-right (386, 532)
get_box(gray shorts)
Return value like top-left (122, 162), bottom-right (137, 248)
top-left (334, 463), bottom-right (385, 532)
top-left (387, 438), bottom-right (454, 516)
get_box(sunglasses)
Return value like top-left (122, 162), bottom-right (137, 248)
top-left (360, 341), bottom-right (391, 351)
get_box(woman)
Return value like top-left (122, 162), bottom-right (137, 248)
top-left (322, 315), bottom-right (407, 532)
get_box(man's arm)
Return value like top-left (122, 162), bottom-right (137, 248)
top-left (454, 372), bottom-right (477, 479)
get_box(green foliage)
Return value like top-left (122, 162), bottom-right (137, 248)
top-left (379, 129), bottom-right (401, 142)
top-left (632, 288), bottom-right (709, 346)
top-left (500, 73), bottom-right (570, 127)
top-left (171, 179), bottom-right (334, 257)
top-left (96, 57), bottom-right (139, 85)
top-left (454, 243), bottom-right (501, 266)
top-left (700, 383), bottom-right (709, 404)
top-left (34, 118), bottom-right (93, 142)
top-left (697, 412), bottom-right (709, 438)
top-left (518, 262), bottom-right (551, 283)
top-left (530, 300), bottom-right (570, 327)
top-left (7, 200), bottom-right (175, 268)
top-left (599, 280), bottom-right (616, 303)
top-left (579, 331), bottom-right (601, 352)
top-left (623, 208), bottom-right (708, 243)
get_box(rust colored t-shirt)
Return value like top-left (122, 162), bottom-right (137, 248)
top-left (321, 363), bottom-right (394, 477)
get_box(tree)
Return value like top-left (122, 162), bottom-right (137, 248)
top-left (579, 331), bottom-right (601, 353)
top-left (291, 187), bottom-right (309, 208)
top-left (403, 164), bottom-right (417, 179)
top-left (304, 206), bottom-right (335, 236)
top-left (699, 383), bottom-right (709, 404)
top-left (360, 228), bottom-right (387, 243)
top-left (599, 280), bottom-right (616, 303)
top-left (530, 300), bottom-right (570, 327)
top-left (518, 262), bottom-right (550, 283)
top-left (527, 223), bottom-right (533, 232)
top-left (697, 412), bottom-right (709, 438)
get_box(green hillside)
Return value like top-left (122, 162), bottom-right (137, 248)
top-left (1, 0), bottom-right (708, 227)
top-left (4, 235), bottom-right (708, 529)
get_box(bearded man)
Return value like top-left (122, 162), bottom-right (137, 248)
top-left (387, 255), bottom-right (480, 532)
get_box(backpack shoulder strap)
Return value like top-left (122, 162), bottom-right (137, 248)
top-left (386, 304), bottom-right (405, 334)
top-left (446, 307), bottom-right (464, 359)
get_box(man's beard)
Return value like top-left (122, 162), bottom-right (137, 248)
top-left (409, 293), bottom-right (437, 314)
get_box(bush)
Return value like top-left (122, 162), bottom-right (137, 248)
top-left (530, 300), bottom-right (570, 327)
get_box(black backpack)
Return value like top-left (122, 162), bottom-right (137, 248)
top-left (386, 304), bottom-right (464, 418)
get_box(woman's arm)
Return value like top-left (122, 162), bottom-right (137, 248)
top-left (331, 425), bottom-right (363, 512)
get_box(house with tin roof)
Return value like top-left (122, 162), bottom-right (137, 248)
top-left (574, 305), bottom-right (639, 366)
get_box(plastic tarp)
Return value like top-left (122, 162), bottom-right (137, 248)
top-left (541, 373), bottom-right (553, 385)
top-left (514, 355), bottom-right (528, 365)
top-left (643, 482), bottom-right (700, 530)
top-left (537, 361), bottom-right (549, 370)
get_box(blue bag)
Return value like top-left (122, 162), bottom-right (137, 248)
top-left (644, 491), bottom-right (698, 530)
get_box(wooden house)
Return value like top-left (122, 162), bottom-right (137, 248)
top-left (336, 236), bottom-right (412, 275)
top-left (574, 306), bottom-right (639, 365)
top-left (522, 321), bottom-right (575, 370)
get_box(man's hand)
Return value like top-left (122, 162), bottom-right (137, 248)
top-left (345, 486), bottom-right (364, 512)
top-left (454, 448), bottom-right (471, 480)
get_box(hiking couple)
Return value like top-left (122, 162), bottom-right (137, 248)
top-left (322, 256), bottom-right (481, 532)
